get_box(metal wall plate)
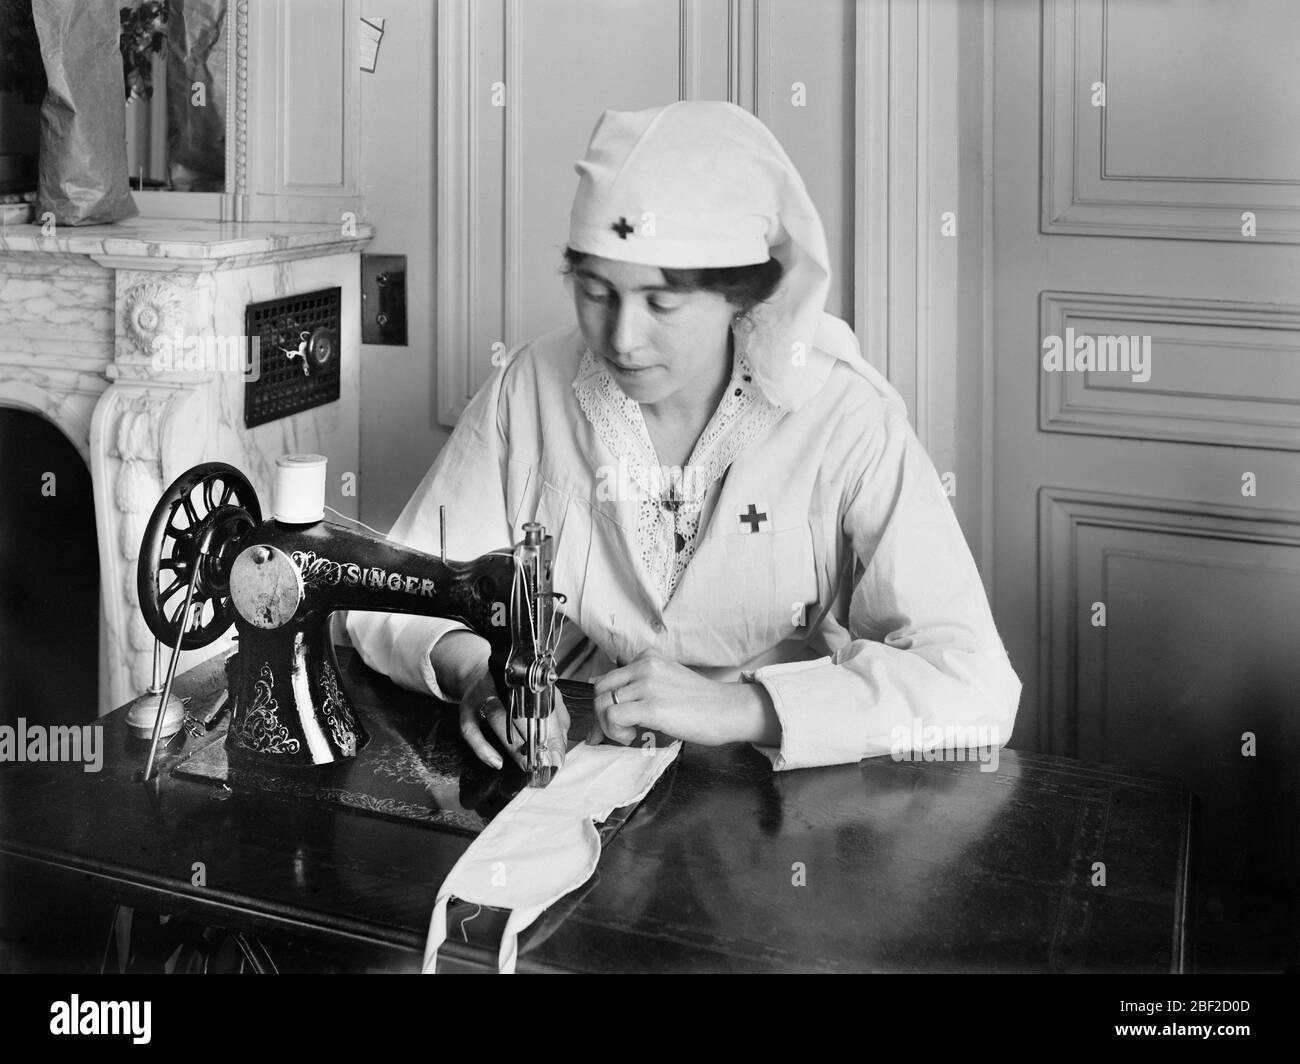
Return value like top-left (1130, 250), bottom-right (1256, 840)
top-left (361, 254), bottom-right (408, 346)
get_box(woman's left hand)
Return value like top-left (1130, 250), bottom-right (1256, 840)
top-left (589, 649), bottom-right (779, 748)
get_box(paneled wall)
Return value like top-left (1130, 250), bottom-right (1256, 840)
top-left (1041, 0), bottom-right (1300, 242)
top-left (245, 0), bottom-right (363, 221)
top-left (357, 0), bottom-right (440, 528)
top-left (993, 0), bottom-right (1300, 966)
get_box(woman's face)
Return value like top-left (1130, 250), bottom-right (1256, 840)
top-left (571, 256), bottom-right (735, 412)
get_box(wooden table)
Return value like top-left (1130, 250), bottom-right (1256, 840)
top-left (0, 648), bottom-right (1193, 972)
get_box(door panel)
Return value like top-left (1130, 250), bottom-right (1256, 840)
top-left (1041, 0), bottom-right (1300, 240)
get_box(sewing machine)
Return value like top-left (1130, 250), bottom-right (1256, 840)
top-left (134, 456), bottom-right (567, 787)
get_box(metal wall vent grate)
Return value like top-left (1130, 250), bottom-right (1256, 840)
top-left (244, 288), bottom-right (342, 428)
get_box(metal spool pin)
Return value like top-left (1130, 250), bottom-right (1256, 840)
top-left (124, 639), bottom-right (187, 741)
top-left (142, 524), bottom-right (214, 782)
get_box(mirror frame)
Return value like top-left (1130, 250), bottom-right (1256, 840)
top-left (130, 0), bottom-right (246, 221)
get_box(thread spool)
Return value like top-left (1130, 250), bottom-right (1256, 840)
top-left (274, 454), bottom-right (327, 524)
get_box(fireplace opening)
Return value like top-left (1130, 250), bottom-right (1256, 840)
top-left (0, 408), bottom-right (112, 973)
top-left (0, 408), bottom-right (99, 727)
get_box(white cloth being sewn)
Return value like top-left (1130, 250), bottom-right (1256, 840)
top-left (423, 739), bottom-right (681, 974)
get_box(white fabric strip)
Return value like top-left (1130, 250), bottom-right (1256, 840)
top-left (424, 739), bottom-right (681, 974)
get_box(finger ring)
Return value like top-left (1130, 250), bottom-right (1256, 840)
top-left (611, 688), bottom-right (621, 705)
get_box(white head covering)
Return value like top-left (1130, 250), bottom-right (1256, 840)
top-left (568, 100), bottom-right (901, 414)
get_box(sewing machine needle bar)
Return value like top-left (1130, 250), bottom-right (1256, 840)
top-left (518, 556), bottom-right (540, 655)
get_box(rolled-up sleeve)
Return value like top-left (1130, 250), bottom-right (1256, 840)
top-left (753, 402), bottom-right (1021, 771)
top-left (345, 361), bottom-right (517, 702)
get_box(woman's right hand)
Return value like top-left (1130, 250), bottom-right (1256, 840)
top-left (456, 659), bottom-right (571, 773)
top-left (434, 631), bottom-right (505, 768)
top-left (437, 631), bottom-right (569, 772)
top-left (457, 663), bottom-right (508, 770)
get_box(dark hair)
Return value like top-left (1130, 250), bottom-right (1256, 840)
top-left (562, 247), bottom-right (783, 313)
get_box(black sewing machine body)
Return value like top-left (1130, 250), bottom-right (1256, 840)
top-left (225, 519), bottom-right (526, 765)
top-left (137, 462), bottom-right (561, 784)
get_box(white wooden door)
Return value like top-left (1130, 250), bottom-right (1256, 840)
top-left (992, 0), bottom-right (1300, 969)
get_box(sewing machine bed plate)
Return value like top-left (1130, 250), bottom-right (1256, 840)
top-left (168, 649), bottom-right (636, 841)
top-left (172, 713), bottom-right (491, 835)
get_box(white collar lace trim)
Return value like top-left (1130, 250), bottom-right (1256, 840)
top-left (572, 345), bottom-right (783, 606)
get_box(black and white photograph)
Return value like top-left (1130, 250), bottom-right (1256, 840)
top-left (0, 0), bottom-right (1295, 1024)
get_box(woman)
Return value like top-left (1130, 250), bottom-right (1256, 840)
top-left (347, 101), bottom-right (1020, 777)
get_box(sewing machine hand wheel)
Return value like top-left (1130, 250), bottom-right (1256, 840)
top-left (138, 463), bottom-right (262, 650)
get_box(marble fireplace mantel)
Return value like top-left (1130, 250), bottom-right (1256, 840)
top-left (0, 218), bottom-right (370, 266)
top-left (0, 217), bottom-right (372, 715)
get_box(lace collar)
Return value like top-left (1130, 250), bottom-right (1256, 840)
top-left (572, 344), bottom-right (782, 604)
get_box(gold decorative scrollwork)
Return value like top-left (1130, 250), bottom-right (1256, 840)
top-left (231, 664), bottom-right (300, 754)
top-left (319, 660), bottom-right (358, 756)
